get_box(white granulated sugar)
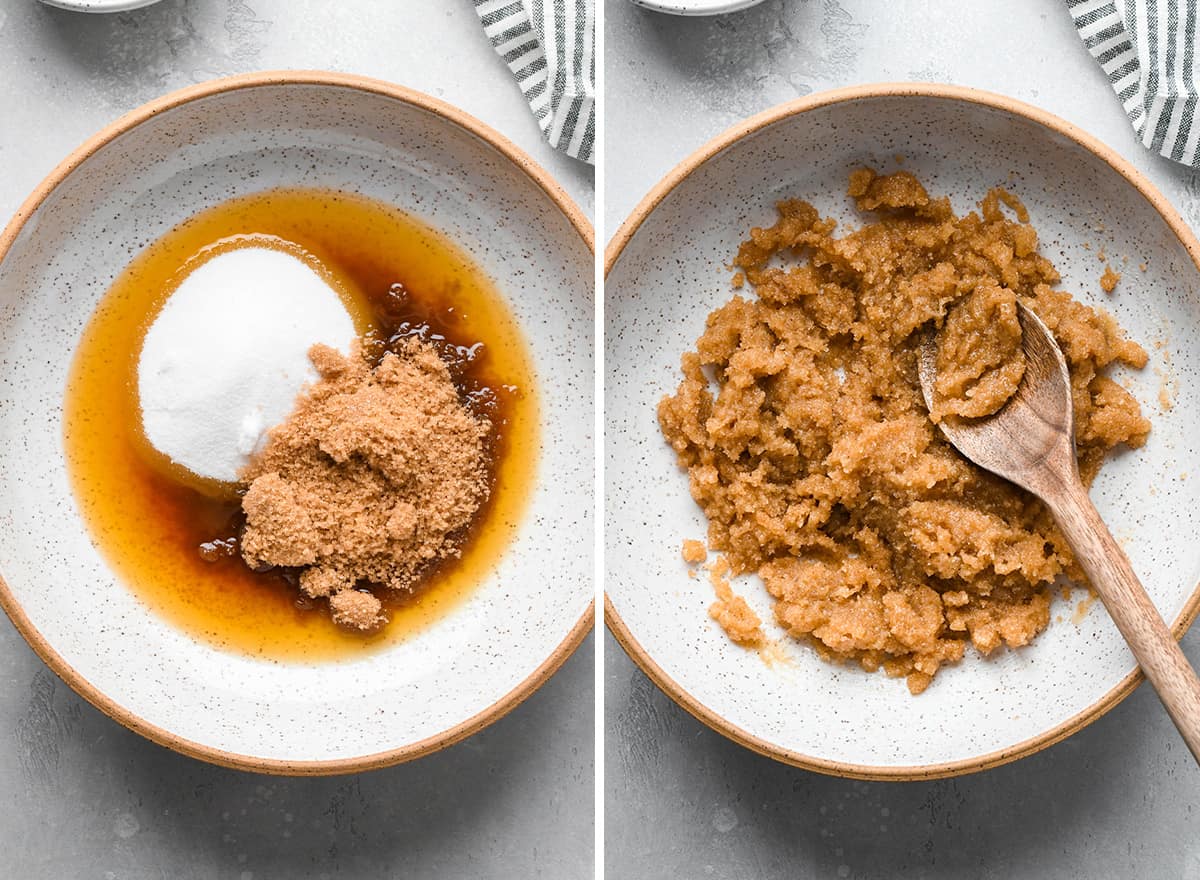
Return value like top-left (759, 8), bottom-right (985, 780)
top-left (138, 246), bottom-right (355, 483)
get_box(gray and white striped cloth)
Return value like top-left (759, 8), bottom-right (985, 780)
top-left (473, 0), bottom-right (596, 164)
top-left (1068, 0), bottom-right (1200, 167)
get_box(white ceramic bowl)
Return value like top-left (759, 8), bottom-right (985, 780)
top-left (606, 84), bottom-right (1200, 779)
top-left (628, 0), bottom-right (765, 14)
top-left (0, 72), bottom-right (593, 774)
top-left (38, 0), bottom-right (162, 12)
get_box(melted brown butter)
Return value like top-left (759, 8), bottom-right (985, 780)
top-left (63, 189), bottom-right (538, 662)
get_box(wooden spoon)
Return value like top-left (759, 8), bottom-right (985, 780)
top-left (918, 301), bottom-right (1200, 763)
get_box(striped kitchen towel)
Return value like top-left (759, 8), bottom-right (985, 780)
top-left (1068, 0), bottom-right (1200, 166)
top-left (473, 0), bottom-right (596, 164)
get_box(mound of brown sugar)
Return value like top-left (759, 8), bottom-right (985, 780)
top-left (658, 168), bottom-right (1150, 694)
top-left (240, 339), bottom-right (490, 631)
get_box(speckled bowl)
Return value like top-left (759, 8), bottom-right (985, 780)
top-left (606, 83), bottom-right (1200, 779)
top-left (0, 72), bottom-right (593, 774)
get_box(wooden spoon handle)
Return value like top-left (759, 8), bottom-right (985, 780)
top-left (1048, 478), bottom-right (1200, 763)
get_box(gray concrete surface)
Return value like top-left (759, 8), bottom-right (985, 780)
top-left (0, 2), bottom-right (594, 878)
top-left (605, 1), bottom-right (1200, 878)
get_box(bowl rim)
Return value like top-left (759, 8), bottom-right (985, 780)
top-left (0, 70), bottom-right (595, 776)
top-left (628, 0), bottom-right (767, 16)
top-left (603, 81), bottom-right (1200, 781)
top-left (37, 0), bottom-right (164, 12)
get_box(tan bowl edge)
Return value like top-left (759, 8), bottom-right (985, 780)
top-left (0, 70), bottom-right (596, 776)
top-left (603, 81), bottom-right (1200, 782)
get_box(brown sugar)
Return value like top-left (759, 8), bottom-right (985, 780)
top-left (706, 556), bottom-right (766, 647)
top-left (241, 338), bottom-right (490, 631)
top-left (658, 169), bottom-right (1150, 694)
top-left (682, 539), bottom-right (708, 563)
top-left (329, 589), bottom-right (385, 630)
top-left (930, 282), bottom-right (1026, 420)
top-left (1100, 264), bottom-right (1122, 293)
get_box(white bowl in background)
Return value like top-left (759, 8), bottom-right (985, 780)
top-left (38, 0), bottom-right (163, 12)
top-left (628, 0), bottom-right (765, 15)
